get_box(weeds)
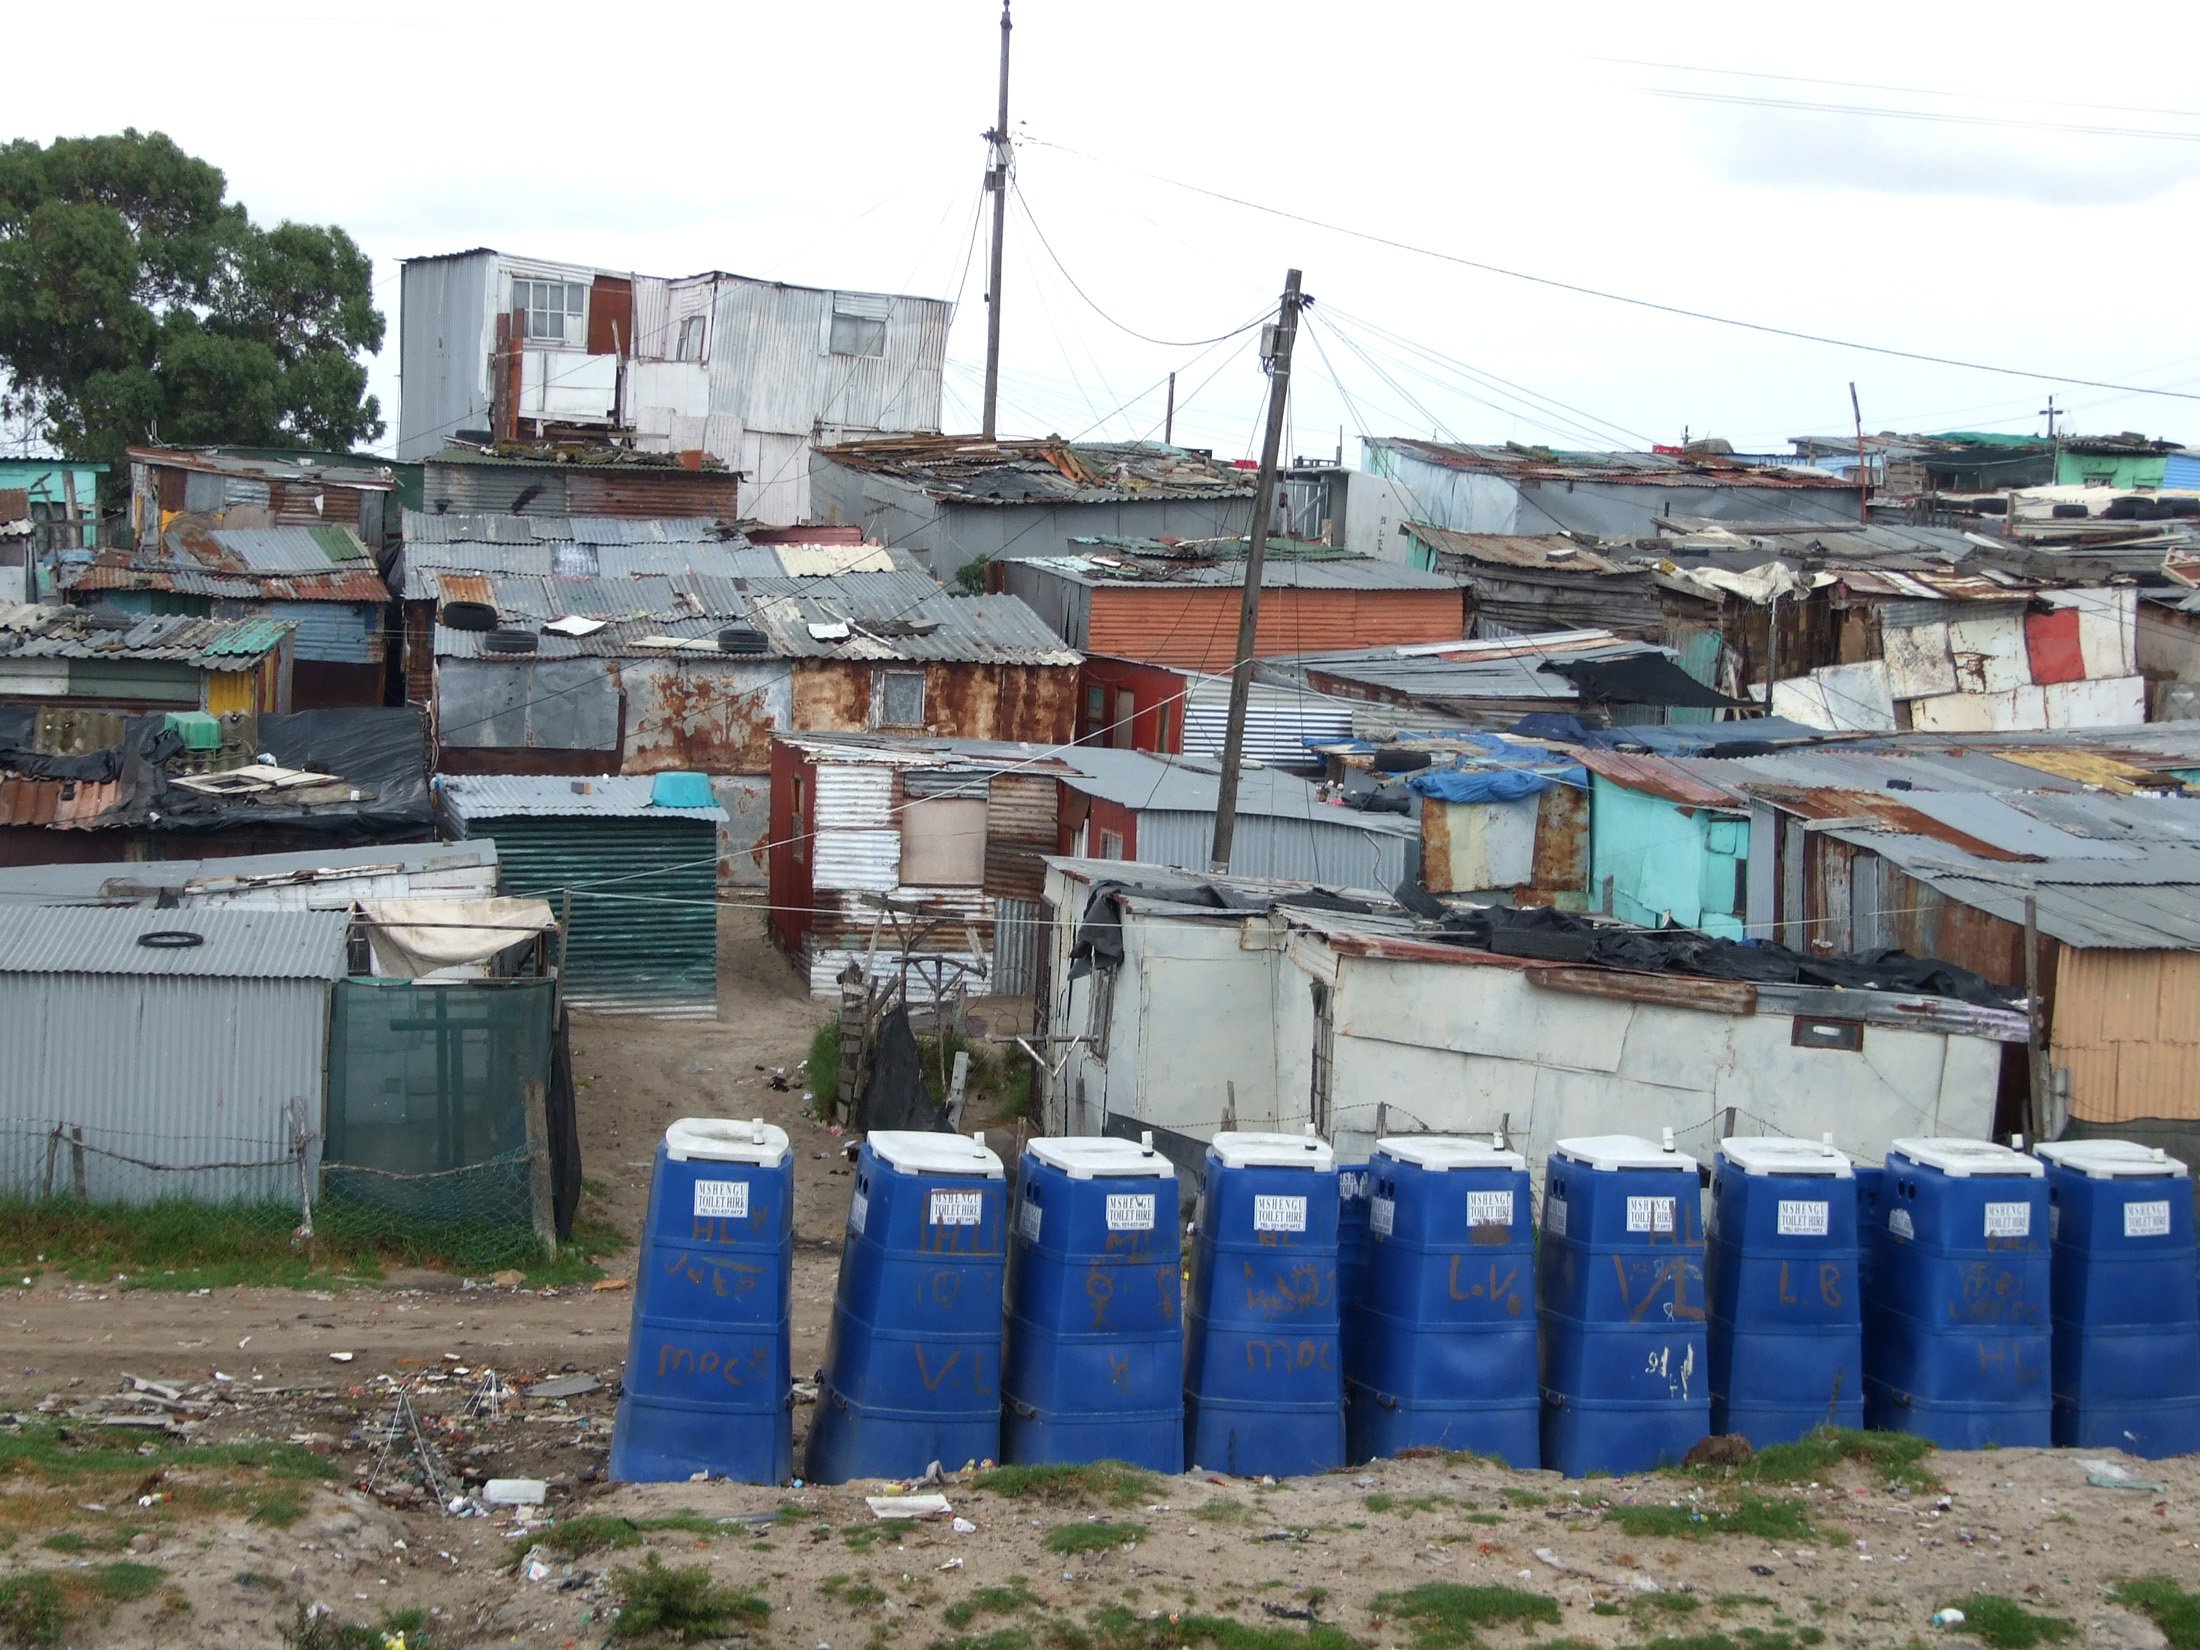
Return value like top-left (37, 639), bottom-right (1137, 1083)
top-left (1193, 1499), bottom-right (1254, 1524)
top-left (0, 1574), bottom-right (63, 1648)
top-left (821, 1574), bottom-right (888, 1611)
top-left (842, 1520), bottom-right (918, 1552)
top-left (807, 1022), bottom-right (841, 1116)
top-left (1372, 1583), bottom-right (1560, 1647)
top-left (2111, 1577), bottom-right (2200, 1648)
top-left (1044, 1519), bottom-right (1148, 1555)
top-left (1945, 1595), bottom-right (2076, 1649)
top-left (609, 1553), bottom-right (768, 1641)
top-left (279, 1602), bottom-right (440, 1649)
top-left (1602, 1493), bottom-right (1814, 1543)
top-left (974, 1461), bottom-right (1160, 1508)
top-left (944, 1579), bottom-right (1041, 1628)
top-left (527, 1510), bottom-right (733, 1563)
top-left (1700, 1427), bottom-right (1939, 1493)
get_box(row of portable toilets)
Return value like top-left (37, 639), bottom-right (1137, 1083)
top-left (606, 1118), bottom-right (2200, 1485)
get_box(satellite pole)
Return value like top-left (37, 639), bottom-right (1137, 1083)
top-left (980, 1), bottom-right (1013, 441)
top-left (1210, 268), bottom-right (1305, 875)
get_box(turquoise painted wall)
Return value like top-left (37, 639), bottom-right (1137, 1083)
top-left (0, 461), bottom-right (105, 548)
top-left (1589, 774), bottom-right (1747, 939)
top-left (2056, 450), bottom-right (2168, 489)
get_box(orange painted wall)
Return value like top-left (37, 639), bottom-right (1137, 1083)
top-left (1082, 587), bottom-right (1464, 672)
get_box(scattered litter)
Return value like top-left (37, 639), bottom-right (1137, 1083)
top-left (938, 1558), bottom-right (963, 1571)
top-left (866, 1494), bottom-right (951, 1521)
top-left (484, 1479), bottom-right (548, 1507)
top-left (329, 1352), bottom-right (355, 1364)
top-left (524, 1374), bottom-right (601, 1401)
top-left (1750, 1564), bottom-right (1775, 1577)
top-left (490, 1270), bottom-right (525, 1289)
top-left (1931, 1608), bottom-right (1967, 1628)
top-left (952, 1517), bottom-right (977, 1534)
top-left (591, 1278), bottom-right (632, 1293)
top-left (2084, 1461), bottom-right (2168, 1493)
top-left (1532, 1548), bottom-right (1572, 1574)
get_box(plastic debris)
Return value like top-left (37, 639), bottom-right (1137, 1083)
top-left (1931, 1608), bottom-right (1967, 1628)
top-left (867, 1494), bottom-right (951, 1520)
top-left (329, 1352), bottom-right (355, 1364)
top-left (2084, 1460), bottom-right (2168, 1493)
top-left (523, 1374), bottom-right (601, 1400)
top-left (952, 1517), bottom-right (977, 1534)
top-left (483, 1478), bottom-right (547, 1506)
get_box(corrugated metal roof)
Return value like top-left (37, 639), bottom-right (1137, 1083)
top-left (0, 840), bottom-right (499, 904)
top-left (1369, 438), bottom-right (1856, 490)
top-left (402, 512), bottom-right (735, 545)
top-left (818, 435), bottom-right (1256, 504)
top-left (58, 527), bottom-right (387, 603)
top-left (63, 564), bottom-right (390, 603)
top-left (441, 774), bottom-right (728, 823)
top-left (1577, 749), bottom-right (1746, 809)
top-left (1019, 552), bottom-right (1459, 592)
top-left (1405, 523), bottom-right (1634, 575)
top-left (0, 905), bottom-right (349, 979)
top-left (0, 608), bottom-right (291, 666)
top-left (0, 775), bottom-right (128, 829)
top-left (1277, 632), bottom-right (1664, 703)
top-left (128, 445), bottom-right (397, 491)
top-left (1054, 747), bottom-right (1416, 835)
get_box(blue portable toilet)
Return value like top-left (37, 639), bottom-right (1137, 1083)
top-left (1863, 1137), bottom-right (2051, 1450)
top-left (1345, 1135), bottom-right (1538, 1468)
top-left (611, 1117), bottom-right (794, 1484)
top-left (2034, 1139), bottom-right (2200, 1459)
top-left (1183, 1129), bottom-right (1343, 1478)
top-left (1336, 1162), bottom-right (1372, 1319)
top-left (1539, 1132), bottom-right (1708, 1478)
top-left (1705, 1136), bottom-right (1863, 1447)
top-left (1003, 1133), bottom-right (1183, 1472)
top-left (804, 1130), bottom-right (1007, 1484)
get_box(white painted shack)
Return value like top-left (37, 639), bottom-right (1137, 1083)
top-left (1038, 857), bottom-right (2025, 1176)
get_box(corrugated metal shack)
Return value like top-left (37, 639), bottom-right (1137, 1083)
top-left (62, 525), bottom-right (390, 709)
top-left (1256, 629), bottom-right (1731, 734)
top-left (441, 774), bottom-right (724, 1016)
top-left (125, 446), bottom-right (397, 556)
top-left (427, 563), bottom-right (1077, 888)
top-left (1052, 747), bottom-right (1417, 890)
top-left (1401, 522), bottom-right (1661, 637)
top-left (398, 251), bottom-right (950, 523)
top-left (995, 540), bottom-right (1466, 672)
top-left (421, 447), bottom-right (740, 522)
top-left (769, 735), bottom-right (1069, 999)
top-left (1573, 728), bottom-right (2200, 1140)
top-left (1038, 857), bottom-right (2024, 1171)
top-left (0, 905), bottom-right (348, 1202)
top-left (812, 438), bottom-right (1258, 580)
top-left (0, 839), bottom-right (498, 910)
top-left (0, 604), bottom-right (294, 715)
top-left (1363, 439), bottom-right (1861, 539)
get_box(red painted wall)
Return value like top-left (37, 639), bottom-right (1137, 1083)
top-left (1055, 783), bottom-right (1139, 861)
top-left (1076, 656), bottom-right (1188, 752)
top-left (766, 739), bottom-right (816, 956)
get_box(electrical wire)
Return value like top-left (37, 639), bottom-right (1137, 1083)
top-left (1011, 180), bottom-right (1271, 350)
top-left (1019, 136), bottom-right (2200, 404)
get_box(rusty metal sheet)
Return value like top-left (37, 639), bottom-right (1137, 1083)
top-left (618, 658), bottom-right (787, 774)
top-left (1526, 966), bottom-right (1759, 1015)
top-left (1576, 750), bottom-right (1742, 809)
top-left (0, 776), bottom-right (126, 828)
top-left (1746, 783), bottom-right (2036, 862)
top-left (1995, 748), bottom-right (2179, 795)
top-left (1531, 782), bottom-right (1591, 891)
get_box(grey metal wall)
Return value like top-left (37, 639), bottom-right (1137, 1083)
top-left (0, 975), bottom-right (326, 1203)
top-left (712, 774), bottom-right (770, 887)
top-left (397, 252), bottom-right (497, 462)
top-left (266, 601), bottom-right (383, 665)
top-left (1134, 809), bottom-right (1411, 891)
top-left (993, 895), bottom-right (1041, 995)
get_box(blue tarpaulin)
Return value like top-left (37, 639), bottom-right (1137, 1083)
top-left (649, 771), bottom-right (718, 810)
top-left (1406, 766), bottom-right (1579, 804)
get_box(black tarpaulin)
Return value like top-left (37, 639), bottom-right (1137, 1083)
top-left (1539, 653), bottom-right (1745, 709)
top-left (1068, 877), bottom-right (1381, 979)
top-left (855, 1007), bottom-right (947, 1134)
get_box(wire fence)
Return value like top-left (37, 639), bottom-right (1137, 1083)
top-left (0, 1113), bottom-right (553, 1279)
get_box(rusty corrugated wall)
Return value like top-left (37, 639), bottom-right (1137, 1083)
top-left (787, 661), bottom-right (1076, 745)
top-left (984, 773), bottom-right (1058, 902)
top-left (1085, 587), bottom-right (1464, 672)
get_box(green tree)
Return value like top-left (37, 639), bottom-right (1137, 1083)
top-left (0, 129), bottom-right (384, 475)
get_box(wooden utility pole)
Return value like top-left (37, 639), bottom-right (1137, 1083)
top-left (979, 1), bottom-right (1013, 441)
top-left (1209, 268), bottom-right (1305, 874)
top-left (1164, 371), bottom-right (1176, 444)
top-left (1848, 382), bottom-right (1869, 525)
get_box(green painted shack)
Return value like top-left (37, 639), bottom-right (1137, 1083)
top-left (2056, 439), bottom-right (2173, 490)
top-left (1582, 753), bottom-right (1750, 940)
top-left (439, 773), bottom-right (725, 1017)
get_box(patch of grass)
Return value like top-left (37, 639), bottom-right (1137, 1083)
top-left (821, 1574), bottom-right (888, 1610)
top-left (531, 1514), bottom-right (646, 1560)
top-left (1713, 1595), bottom-right (1777, 1613)
top-left (1363, 1493), bottom-right (1465, 1517)
top-left (1636, 1593), bottom-right (1704, 1617)
top-left (0, 1574), bottom-right (64, 1648)
top-left (917, 1030), bottom-right (1033, 1126)
top-left (1044, 1518), bottom-right (1147, 1555)
top-left (0, 1193), bottom-right (626, 1291)
top-left (944, 1579), bottom-right (1042, 1628)
top-left (841, 1520), bottom-right (917, 1552)
top-left (1497, 1487), bottom-right (1548, 1508)
top-left (974, 1461), bottom-right (1160, 1508)
top-left (608, 1553), bottom-right (768, 1641)
top-left (1603, 1493), bottom-right (1814, 1544)
top-left (1946, 1595), bottom-right (2076, 1649)
top-left (1372, 1583), bottom-right (1560, 1648)
top-left (1061, 1604), bottom-right (1363, 1650)
top-left (278, 1603), bottom-right (442, 1650)
top-left (2112, 1577), bottom-right (2200, 1648)
top-left (1715, 1427), bottom-right (1939, 1493)
top-left (1193, 1499), bottom-right (1254, 1524)
top-left (85, 1563), bottom-right (162, 1603)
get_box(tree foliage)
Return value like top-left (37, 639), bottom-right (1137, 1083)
top-left (0, 129), bottom-right (384, 470)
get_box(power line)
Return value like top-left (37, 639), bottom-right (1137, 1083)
top-left (1642, 86), bottom-right (2200, 146)
top-left (1595, 55), bottom-right (2200, 128)
top-left (1021, 137), bottom-right (2200, 405)
top-left (1011, 181), bottom-right (1270, 350)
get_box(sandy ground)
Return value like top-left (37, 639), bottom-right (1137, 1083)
top-left (0, 913), bottom-right (2194, 1648)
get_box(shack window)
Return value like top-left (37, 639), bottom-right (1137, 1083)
top-left (515, 278), bottom-right (586, 344)
top-left (791, 771), bottom-right (807, 865)
top-left (1082, 683), bottom-right (1106, 740)
top-left (830, 305), bottom-right (888, 359)
top-left (676, 315), bottom-right (707, 361)
top-left (901, 796), bottom-right (985, 886)
top-left (877, 669), bottom-right (926, 729)
top-left (1099, 829), bottom-right (1124, 860)
top-left (1310, 980), bottom-right (1335, 1133)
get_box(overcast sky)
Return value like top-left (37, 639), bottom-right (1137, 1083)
top-left (12, 2), bottom-right (2200, 465)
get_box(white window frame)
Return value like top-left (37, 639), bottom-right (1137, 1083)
top-left (514, 278), bottom-right (587, 347)
top-left (676, 314), bottom-right (707, 362)
top-left (829, 304), bottom-right (889, 360)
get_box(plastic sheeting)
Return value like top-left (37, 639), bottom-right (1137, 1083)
top-left (359, 896), bottom-right (556, 979)
top-left (1406, 766), bottom-right (1574, 804)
